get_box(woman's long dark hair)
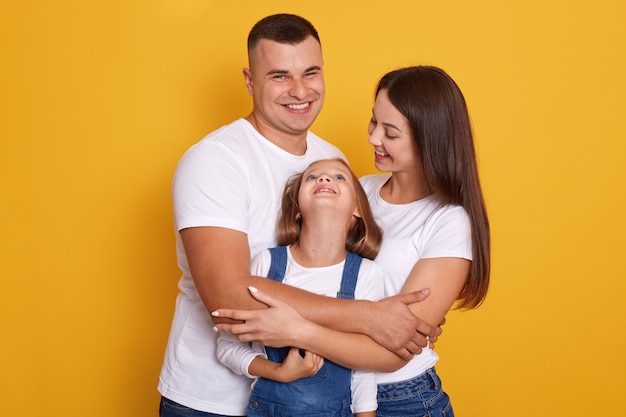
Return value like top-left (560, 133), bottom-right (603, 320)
top-left (377, 66), bottom-right (490, 309)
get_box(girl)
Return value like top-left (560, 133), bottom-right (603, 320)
top-left (216, 158), bottom-right (385, 417)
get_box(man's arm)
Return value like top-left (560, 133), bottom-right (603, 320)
top-left (182, 226), bottom-right (434, 358)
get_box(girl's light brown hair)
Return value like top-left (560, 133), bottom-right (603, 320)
top-left (277, 158), bottom-right (382, 260)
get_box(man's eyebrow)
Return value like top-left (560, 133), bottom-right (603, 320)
top-left (266, 69), bottom-right (289, 76)
top-left (266, 66), bottom-right (322, 76)
top-left (304, 65), bottom-right (322, 72)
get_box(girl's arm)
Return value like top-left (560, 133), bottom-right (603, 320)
top-left (216, 331), bottom-right (323, 382)
top-left (248, 348), bottom-right (324, 383)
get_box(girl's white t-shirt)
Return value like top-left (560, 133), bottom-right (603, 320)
top-left (217, 246), bottom-right (385, 414)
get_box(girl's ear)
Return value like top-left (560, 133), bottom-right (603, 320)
top-left (352, 207), bottom-right (362, 219)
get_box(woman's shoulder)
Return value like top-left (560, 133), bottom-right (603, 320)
top-left (359, 173), bottom-right (390, 192)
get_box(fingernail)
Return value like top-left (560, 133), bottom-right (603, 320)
top-left (212, 326), bottom-right (218, 332)
top-left (248, 286), bottom-right (258, 293)
top-left (211, 311), bottom-right (219, 317)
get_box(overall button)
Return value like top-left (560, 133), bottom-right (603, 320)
top-left (250, 400), bottom-right (259, 409)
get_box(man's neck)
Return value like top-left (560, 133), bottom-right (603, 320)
top-left (245, 113), bottom-right (308, 155)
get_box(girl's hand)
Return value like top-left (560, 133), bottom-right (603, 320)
top-left (275, 347), bottom-right (324, 382)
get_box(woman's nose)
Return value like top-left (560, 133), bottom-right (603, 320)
top-left (368, 132), bottom-right (382, 146)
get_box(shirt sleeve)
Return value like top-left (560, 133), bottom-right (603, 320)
top-left (215, 332), bottom-right (267, 379)
top-left (172, 140), bottom-right (250, 233)
top-left (420, 205), bottom-right (473, 261)
top-left (354, 259), bottom-right (386, 302)
top-left (350, 260), bottom-right (383, 412)
top-left (215, 250), bottom-right (271, 379)
top-left (350, 369), bottom-right (378, 413)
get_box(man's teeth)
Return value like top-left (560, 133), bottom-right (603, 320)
top-left (287, 103), bottom-right (310, 110)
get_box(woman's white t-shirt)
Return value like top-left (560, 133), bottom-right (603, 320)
top-left (360, 174), bottom-right (472, 385)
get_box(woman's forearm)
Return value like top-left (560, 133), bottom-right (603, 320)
top-left (292, 318), bottom-right (407, 372)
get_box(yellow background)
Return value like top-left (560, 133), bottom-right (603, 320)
top-left (2, 1), bottom-right (625, 416)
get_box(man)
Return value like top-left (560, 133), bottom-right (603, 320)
top-left (158, 14), bottom-right (435, 417)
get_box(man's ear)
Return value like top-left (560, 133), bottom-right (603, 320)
top-left (243, 68), bottom-right (253, 96)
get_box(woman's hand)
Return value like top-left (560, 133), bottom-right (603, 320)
top-left (212, 286), bottom-right (313, 348)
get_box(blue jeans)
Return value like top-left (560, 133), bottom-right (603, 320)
top-left (159, 397), bottom-right (245, 417)
top-left (376, 367), bottom-right (454, 417)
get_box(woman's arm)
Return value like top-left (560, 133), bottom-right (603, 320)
top-left (400, 257), bottom-right (470, 328)
top-left (215, 287), bottom-right (411, 372)
top-left (295, 257), bottom-right (465, 367)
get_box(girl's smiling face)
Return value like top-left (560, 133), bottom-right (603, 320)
top-left (297, 159), bottom-right (361, 221)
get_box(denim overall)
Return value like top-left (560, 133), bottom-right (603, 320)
top-left (246, 246), bottom-right (362, 417)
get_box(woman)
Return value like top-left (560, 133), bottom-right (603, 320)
top-left (359, 66), bottom-right (490, 416)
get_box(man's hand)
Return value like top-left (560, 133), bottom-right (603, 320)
top-left (368, 290), bottom-right (435, 360)
top-left (429, 316), bottom-right (445, 347)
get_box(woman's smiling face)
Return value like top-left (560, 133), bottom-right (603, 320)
top-left (367, 89), bottom-right (421, 176)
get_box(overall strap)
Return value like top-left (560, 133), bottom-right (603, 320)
top-left (266, 246), bottom-right (288, 283)
top-left (264, 246), bottom-right (291, 363)
top-left (336, 251), bottom-right (362, 300)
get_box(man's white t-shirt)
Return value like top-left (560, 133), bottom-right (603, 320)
top-left (360, 174), bottom-right (473, 385)
top-left (158, 119), bottom-right (345, 415)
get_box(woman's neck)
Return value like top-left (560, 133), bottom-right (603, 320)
top-left (381, 171), bottom-right (432, 204)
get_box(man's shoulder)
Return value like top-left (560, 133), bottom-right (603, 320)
top-left (306, 131), bottom-right (345, 159)
top-left (197, 119), bottom-right (252, 147)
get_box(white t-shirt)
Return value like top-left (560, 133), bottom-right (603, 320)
top-left (360, 174), bottom-right (472, 385)
top-left (158, 119), bottom-right (345, 415)
top-left (217, 246), bottom-right (385, 414)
